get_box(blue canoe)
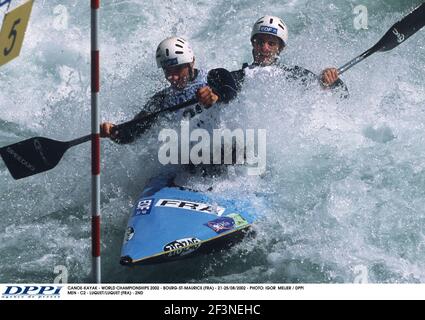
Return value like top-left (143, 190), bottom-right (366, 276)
top-left (120, 175), bottom-right (257, 266)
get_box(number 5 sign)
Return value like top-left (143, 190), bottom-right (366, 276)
top-left (0, 0), bottom-right (33, 67)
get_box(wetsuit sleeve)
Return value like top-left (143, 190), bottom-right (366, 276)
top-left (111, 92), bottom-right (165, 144)
top-left (284, 65), bottom-right (317, 85)
top-left (287, 65), bottom-right (349, 98)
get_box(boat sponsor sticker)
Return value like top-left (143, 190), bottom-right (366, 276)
top-left (134, 198), bottom-right (154, 216)
top-left (204, 217), bottom-right (235, 234)
top-left (155, 199), bottom-right (225, 216)
top-left (123, 226), bottom-right (134, 243)
top-left (226, 213), bottom-right (249, 228)
top-left (163, 237), bottom-right (202, 257)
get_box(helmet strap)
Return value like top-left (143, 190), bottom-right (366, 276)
top-left (188, 64), bottom-right (197, 81)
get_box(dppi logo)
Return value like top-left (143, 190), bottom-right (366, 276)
top-left (2, 286), bottom-right (62, 299)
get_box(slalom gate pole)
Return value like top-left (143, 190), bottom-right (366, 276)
top-left (91, 0), bottom-right (101, 283)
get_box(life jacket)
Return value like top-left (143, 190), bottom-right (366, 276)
top-left (161, 69), bottom-right (208, 118)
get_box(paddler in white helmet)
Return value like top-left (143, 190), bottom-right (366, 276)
top-left (101, 36), bottom-right (234, 143)
top-left (231, 15), bottom-right (348, 95)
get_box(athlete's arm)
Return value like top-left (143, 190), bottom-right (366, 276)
top-left (287, 65), bottom-right (349, 98)
top-left (197, 86), bottom-right (218, 108)
top-left (101, 92), bottom-right (165, 144)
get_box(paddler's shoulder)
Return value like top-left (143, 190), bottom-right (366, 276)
top-left (230, 63), bottom-right (250, 91)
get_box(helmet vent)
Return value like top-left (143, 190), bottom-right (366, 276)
top-left (278, 24), bottom-right (285, 30)
top-left (269, 18), bottom-right (274, 24)
top-left (175, 44), bottom-right (183, 48)
top-left (165, 49), bottom-right (169, 56)
top-left (177, 39), bottom-right (185, 44)
top-left (175, 51), bottom-right (184, 54)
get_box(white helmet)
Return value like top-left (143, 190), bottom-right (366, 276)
top-left (155, 37), bottom-right (195, 69)
top-left (251, 15), bottom-right (288, 46)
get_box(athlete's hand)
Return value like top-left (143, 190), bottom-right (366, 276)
top-left (100, 122), bottom-right (117, 139)
top-left (320, 67), bottom-right (339, 87)
top-left (197, 86), bottom-right (219, 108)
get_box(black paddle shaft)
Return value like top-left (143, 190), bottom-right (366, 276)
top-left (0, 68), bottom-right (237, 180)
top-left (338, 2), bottom-right (425, 74)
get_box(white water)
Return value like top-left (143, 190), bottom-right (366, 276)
top-left (0, 0), bottom-right (424, 283)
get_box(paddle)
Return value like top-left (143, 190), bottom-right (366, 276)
top-left (338, 2), bottom-right (425, 74)
top-left (0, 68), bottom-right (237, 180)
top-left (110, 68), bottom-right (237, 142)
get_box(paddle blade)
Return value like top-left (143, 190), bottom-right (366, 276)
top-left (376, 2), bottom-right (425, 52)
top-left (0, 137), bottom-right (68, 179)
